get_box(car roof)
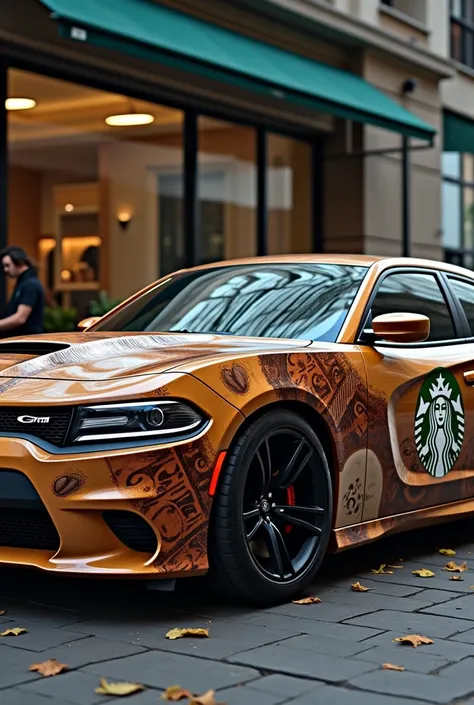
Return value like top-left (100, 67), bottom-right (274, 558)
top-left (185, 254), bottom-right (474, 279)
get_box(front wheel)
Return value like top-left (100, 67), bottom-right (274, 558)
top-left (209, 409), bottom-right (333, 605)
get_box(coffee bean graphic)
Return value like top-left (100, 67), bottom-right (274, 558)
top-left (53, 474), bottom-right (82, 497)
top-left (221, 364), bottom-right (249, 394)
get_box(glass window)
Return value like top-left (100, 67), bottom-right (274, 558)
top-left (370, 272), bottom-right (456, 342)
top-left (442, 182), bottom-right (461, 249)
top-left (7, 68), bottom-right (184, 319)
top-left (450, 0), bottom-right (474, 68)
top-left (267, 134), bottom-right (312, 255)
top-left (93, 263), bottom-right (368, 342)
top-left (197, 117), bottom-right (256, 265)
top-left (449, 277), bottom-right (474, 335)
top-left (442, 153), bottom-right (461, 179)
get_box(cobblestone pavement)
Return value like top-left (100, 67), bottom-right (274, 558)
top-left (2, 520), bottom-right (474, 704)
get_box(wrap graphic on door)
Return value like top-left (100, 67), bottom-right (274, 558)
top-left (415, 368), bottom-right (465, 478)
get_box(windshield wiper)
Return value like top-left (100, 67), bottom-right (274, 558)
top-left (170, 328), bottom-right (235, 336)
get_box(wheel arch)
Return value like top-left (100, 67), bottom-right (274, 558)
top-left (212, 399), bottom-right (339, 524)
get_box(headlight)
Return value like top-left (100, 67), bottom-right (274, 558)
top-left (68, 400), bottom-right (207, 444)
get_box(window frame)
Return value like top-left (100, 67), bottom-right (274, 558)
top-left (356, 266), bottom-right (467, 348)
top-left (442, 152), bottom-right (474, 267)
top-left (450, 0), bottom-right (474, 69)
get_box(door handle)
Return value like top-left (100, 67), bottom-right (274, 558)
top-left (463, 371), bottom-right (474, 385)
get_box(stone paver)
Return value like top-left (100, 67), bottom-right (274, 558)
top-left (2, 520), bottom-right (474, 704)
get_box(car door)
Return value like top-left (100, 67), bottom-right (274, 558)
top-left (358, 267), bottom-right (474, 522)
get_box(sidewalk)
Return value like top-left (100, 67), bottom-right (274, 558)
top-left (1, 520), bottom-right (474, 704)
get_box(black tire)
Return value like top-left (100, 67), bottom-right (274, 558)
top-left (209, 409), bottom-right (333, 605)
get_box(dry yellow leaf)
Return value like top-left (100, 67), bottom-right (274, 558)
top-left (387, 565), bottom-right (404, 569)
top-left (450, 575), bottom-right (463, 581)
top-left (439, 549), bottom-right (456, 556)
top-left (29, 659), bottom-right (68, 677)
top-left (95, 678), bottom-right (145, 696)
top-left (0, 627), bottom-right (27, 637)
top-left (412, 569), bottom-right (435, 578)
top-left (166, 628), bottom-right (210, 640)
top-left (292, 597), bottom-right (321, 605)
top-left (351, 582), bottom-right (371, 592)
top-left (190, 690), bottom-right (225, 705)
top-left (161, 686), bottom-right (193, 701)
top-left (443, 561), bottom-right (467, 572)
top-left (371, 564), bottom-right (394, 575)
top-left (393, 634), bottom-right (434, 648)
top-left (382, 663), bottom-right (406, 671)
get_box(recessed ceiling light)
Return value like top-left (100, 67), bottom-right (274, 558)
top-left (64, 204), bottom-right (74, 212)
top-left (6, 98), bottom-right (37, 111)
top-left (105, 113), bottom-right (154, 127)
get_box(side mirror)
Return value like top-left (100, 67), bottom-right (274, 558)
top-left (371, 312), bottom-right (430, 344)
top-left (77, 316), bottom-right (100, 331)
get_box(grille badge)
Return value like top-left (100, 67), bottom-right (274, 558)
top-left (17, 415), bottom-right (51, 424)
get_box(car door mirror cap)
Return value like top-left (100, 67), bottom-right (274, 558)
top-left (372, 312), bottom-right (430, 344)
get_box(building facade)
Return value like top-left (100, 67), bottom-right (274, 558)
top-left (0, 0), bottom-right (472, 316)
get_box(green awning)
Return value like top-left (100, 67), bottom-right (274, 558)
top-left (39, 0), bottom-right (435, 142)
top-left (444, 111), bottom-right (474, 154)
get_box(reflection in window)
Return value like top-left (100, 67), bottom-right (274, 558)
top-left (442, 152), bottom-right (474, 269)
top-left (371, 272), bottom-right (455, 342)
top-left (95, 263), bottom-right (368, 342)
top-left (449, 277), bottom-right (474, 336)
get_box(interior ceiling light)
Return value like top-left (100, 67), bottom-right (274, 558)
top-left (6, 97), bottom-right (37, 111)
top-left (105, 113), bottom-right (154, 127)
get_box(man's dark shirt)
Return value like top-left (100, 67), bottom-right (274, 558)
top-left (3, 268), bottom-right (45, 337)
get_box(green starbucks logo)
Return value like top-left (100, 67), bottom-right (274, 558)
top-left (415, 368), bottom-right (464, 478)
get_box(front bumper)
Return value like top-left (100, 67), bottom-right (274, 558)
top-left (0, 377), bottom-right (241, 578)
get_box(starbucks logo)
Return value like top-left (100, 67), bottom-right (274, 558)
top-left (415, 368), bottom-right (464, 478)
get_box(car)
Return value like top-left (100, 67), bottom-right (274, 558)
top-left (0, 253), bottom-right (474, 604)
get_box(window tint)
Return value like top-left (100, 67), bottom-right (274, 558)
top-left (94, 263), bottom-right (368, 342)
top-left (370, 272), bottom-right (456, 342)
top-left (449, 277), bottom-right (474, 336)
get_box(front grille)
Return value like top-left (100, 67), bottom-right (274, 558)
top-left (0, 407), bottom-right (72, 446)
top-left (0, 507), bottom-right (60, 550)
top-left (103, 511), bottom-right (158, 553)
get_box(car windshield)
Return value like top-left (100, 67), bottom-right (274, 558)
top-left (93, 263), bottom-right (368, 342)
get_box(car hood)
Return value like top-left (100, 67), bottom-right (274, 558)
top-left (0, 332), bottom-right (312, 381)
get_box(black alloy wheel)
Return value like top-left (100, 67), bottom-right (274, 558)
top-left (209, 409), bottom-right (332, 604)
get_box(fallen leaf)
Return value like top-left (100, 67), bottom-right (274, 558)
top-left (382, 663), bottom-right (406, 671)
top-left (439, 548), bottom-right (456, 556)
top-left (95, 678), bottom-right (145, 696)
top-left (161, 686), bottom-right (193, 701)
top-left (351, 582), bottom-right (372, 592)
top-left (450, 575), bottom-right (463, 581)
top-left (412, 569), bottom-right (435, 578)
top-left (292, 597), bottom-right (321, 604)
top-left (166, 628), bottom-right (210, 640)
top-left (393, 634), bottom-right (434, 648)
top-left (0, 610), bottom-right (5, 616)
top-left (371, 564), bottom-right (394, 575)
top-left (443, 561), bottom-right (467, 572)
top-left (0, 627), bottom-right (27, 637)
top-left (190, 690), bottom-right (225, 705)
top-left (387, 565), bottom-right (404, 569)
top-left (29, 659), bottom-right (68, 677)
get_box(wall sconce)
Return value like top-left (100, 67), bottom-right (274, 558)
top-left (117, 210), bottom-right (132, 230)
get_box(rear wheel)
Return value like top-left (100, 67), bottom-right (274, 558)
top-left (209, 409), bottom-right (332, 604)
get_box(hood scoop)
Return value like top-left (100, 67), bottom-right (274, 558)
top-left (0, 341), bottom-right (72, 356)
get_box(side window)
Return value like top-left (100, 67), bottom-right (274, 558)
top-left (449, 277), bottom-right (474, 336)
top-left (370, 272), bottom-right (456, 342)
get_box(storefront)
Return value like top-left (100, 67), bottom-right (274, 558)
top-left (0, 0), bottom-right (435, 320)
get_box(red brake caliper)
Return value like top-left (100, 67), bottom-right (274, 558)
top-left (285, 485), bottom-right (296, 534)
